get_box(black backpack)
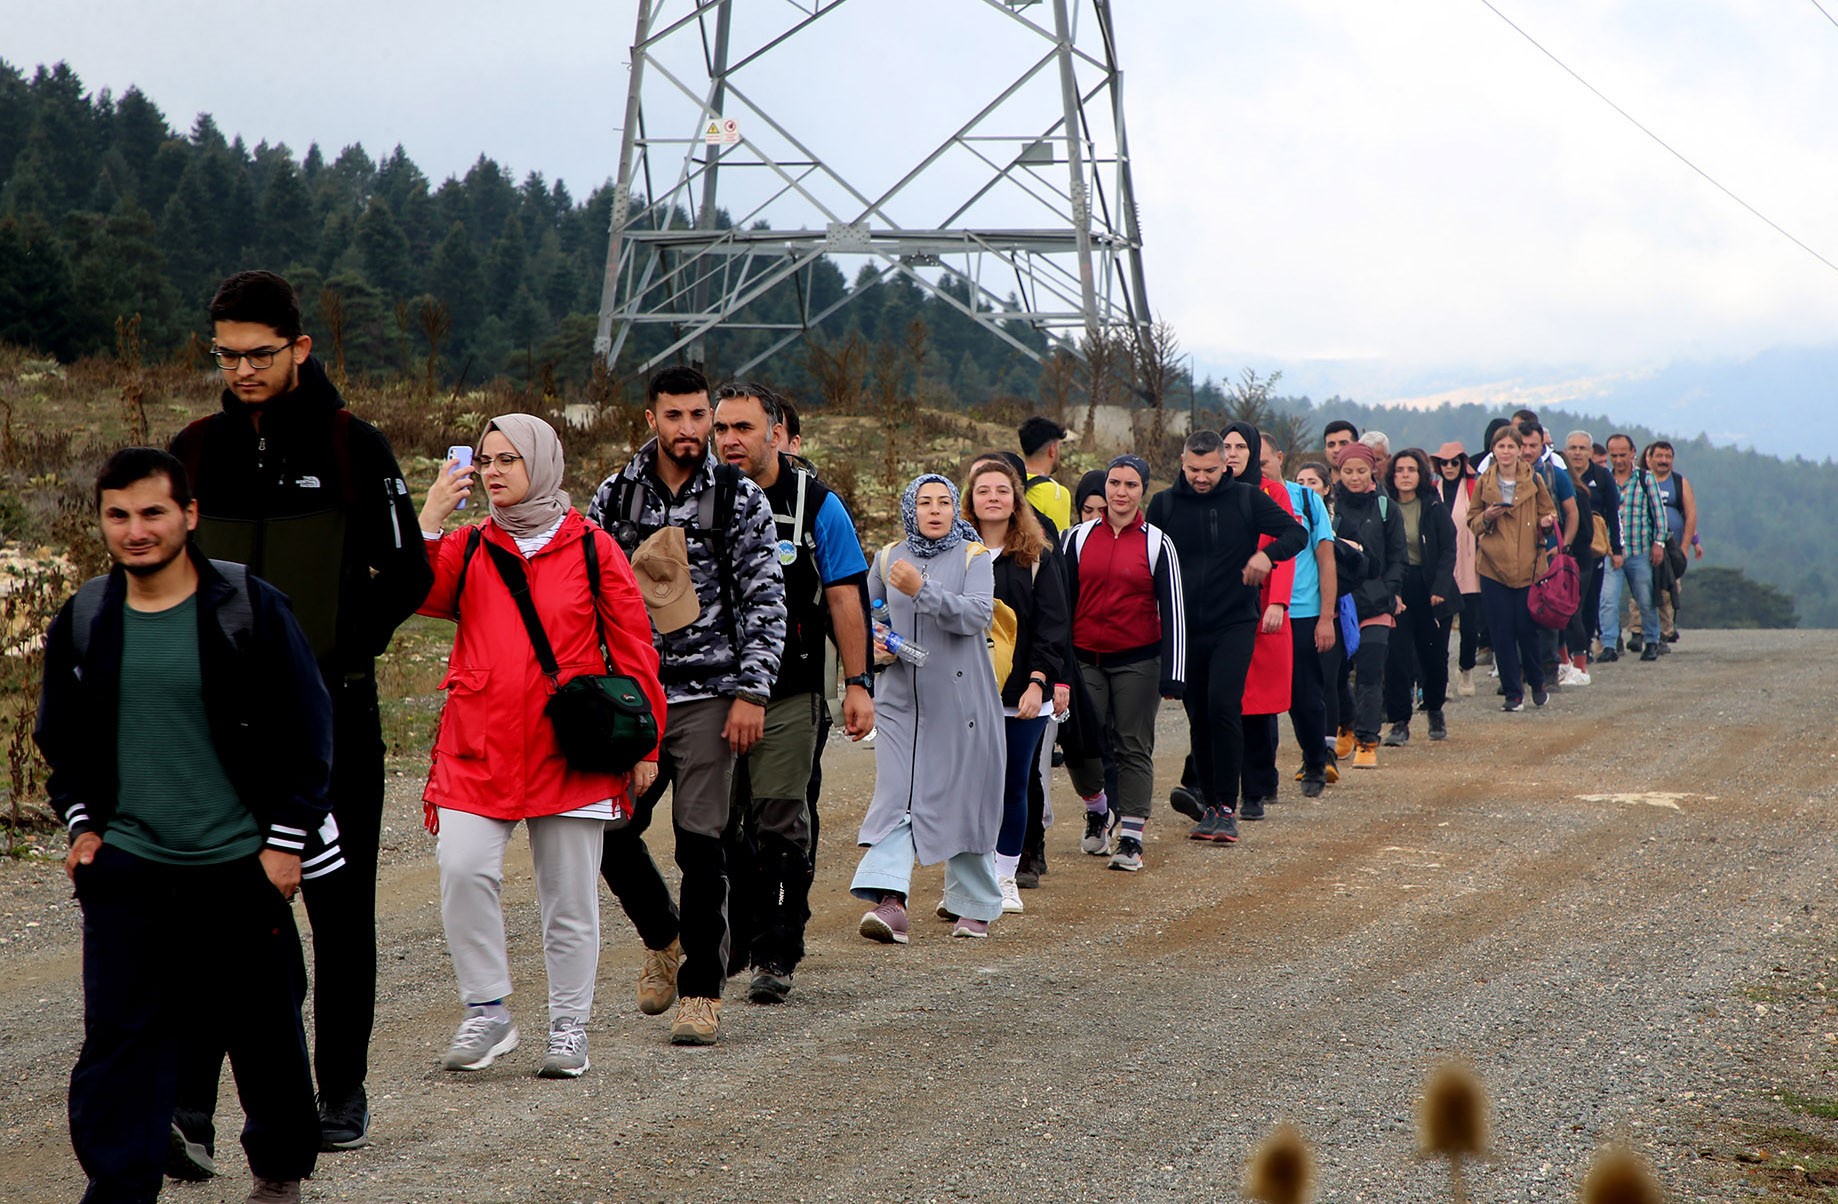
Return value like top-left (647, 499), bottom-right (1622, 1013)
top-left (70, 561), bottom-right (256, 658)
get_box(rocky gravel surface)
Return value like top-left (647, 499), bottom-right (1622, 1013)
top-left (3, 628), bottom-right (1836, 1202)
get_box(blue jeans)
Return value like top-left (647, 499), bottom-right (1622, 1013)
top-left (850, 815), bottom-right (1003, 922)
top-left (1598, 555), bottom-right (1658, 650)
top-left (998, 716), bottom-right (1050, 859)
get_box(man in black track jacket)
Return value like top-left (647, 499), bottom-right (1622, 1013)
top-left (167, 271), bottom-right (432, 1157)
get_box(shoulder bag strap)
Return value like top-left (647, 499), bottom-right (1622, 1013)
top-left (482, 539), bottom-right (561, 681)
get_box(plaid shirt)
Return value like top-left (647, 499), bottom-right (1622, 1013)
top-left (1615, 467), bottom-right (1667, 554)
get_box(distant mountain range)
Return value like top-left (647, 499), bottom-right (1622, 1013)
top-left (1221, 345), bottom-right (1837, 463)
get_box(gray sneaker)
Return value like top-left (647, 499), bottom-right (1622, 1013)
top-left (537, 1018), bottom-right (589, 1078)
top-left (440, 1007), bottom-right (519, 1072)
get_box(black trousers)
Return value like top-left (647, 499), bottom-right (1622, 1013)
top-left (1385, 572), bottom-right (1452, 723)
top-left (1320, 615), bottom-right (1346, 738)
top-left (1456, 592), bottom-right (1484, 671)
top-left (1348, 624), bottom-right (1391, 743)
top-left (1563, 559), bottom-right (1598, 656)
top-left (73, 845), bottom-right (318, 1202)
top-left (1283, 618), bottom-right (1328, 771)
top-left (176, 674), bottom-right (383, 1142)
top-left (1181, 624), bottom-right (1259, 811)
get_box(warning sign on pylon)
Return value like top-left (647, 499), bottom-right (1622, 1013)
top-left (704, 117), bottom-right (740, 146)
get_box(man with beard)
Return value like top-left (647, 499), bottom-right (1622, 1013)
top-left (168, 271), bottom-right (430, 1159)
top-left (39, 448), bottom-right (333, 1204)
top-left (710, 381), bottom-right (872, 1004)
top-left (1146, 429), bottom-right (1305, 844)
top-left (588, 367), bottom-right (786, 1045)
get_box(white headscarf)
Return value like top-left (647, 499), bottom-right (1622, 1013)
top-left (481, 413), bottom-right (570, 539)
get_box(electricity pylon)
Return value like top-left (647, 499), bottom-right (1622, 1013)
top-left (594, 0), bottom-right (1152, 375)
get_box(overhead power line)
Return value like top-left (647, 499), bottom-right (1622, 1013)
top-left (1810, 0), bottom-right (1838, 33)
top-left (1476, 0), bottom-right (1838, 277)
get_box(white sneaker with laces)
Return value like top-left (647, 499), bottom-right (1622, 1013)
top-left (538, 1018), bottom-right (589, 1078)
top-left (441, 1007), bottom-right (519, 1072)
top-left (998, 875), bottom-right (1024, 914)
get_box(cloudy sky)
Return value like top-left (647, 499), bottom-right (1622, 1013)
top-left (9, 0), bottom-right (1838, 408)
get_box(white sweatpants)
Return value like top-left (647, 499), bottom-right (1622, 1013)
top-left (436, 809), bottom-right (604, 1024)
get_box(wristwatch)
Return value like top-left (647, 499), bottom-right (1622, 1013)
top-left (844, 673), bottom-right (874, 691)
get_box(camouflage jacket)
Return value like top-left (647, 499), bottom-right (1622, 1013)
top-left (587, 441), bottom-right (786, 703)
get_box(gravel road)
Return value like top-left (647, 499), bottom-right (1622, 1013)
top-left (4, 629), bottom-right (1836, 1202)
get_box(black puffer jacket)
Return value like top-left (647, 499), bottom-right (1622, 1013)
top-left (1333, 486), bottom-right (1407, 621)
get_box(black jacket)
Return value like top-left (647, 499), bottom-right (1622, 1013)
top-left (169, 356), bottom-right (432, 675)
top-left (1145, 470), bottom-right (1306, 637)
top-left (1574, 462), bottom-right (1623, 560)
top-left (1333, 487), bottom-right (1408, 622)
top-left (35, 548), bottom-right (338, 867)
top-left (1392, 490), bottom-right (1459, 618)
top-left (991, 543), bottom-right (1071, 708)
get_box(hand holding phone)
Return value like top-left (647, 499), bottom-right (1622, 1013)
top-left (448, 445), bottom-right (474, 509)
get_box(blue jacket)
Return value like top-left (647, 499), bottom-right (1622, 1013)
top-left (35, 546), bottom-right (341, 876)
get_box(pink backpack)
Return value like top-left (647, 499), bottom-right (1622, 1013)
top-left (1528, 549), bottom-right (1581, 629)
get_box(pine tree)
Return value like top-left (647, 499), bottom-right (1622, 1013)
top-left (257, 158), bottom-right (316, 270)
top-left (428, 220), bottom-right (485, 356)
top-left (0, 215), bottom-right (81, 359)
top-left (109, 86), bottom-right (169, 199)
top-left (483, 212), bottom-right (526, 311)
top-left (357, 199), bottom-right (414, 298)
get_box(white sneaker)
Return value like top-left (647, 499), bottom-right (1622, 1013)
top-left (998, 875), bottom-right (1024, 914)
top-left (1556, 664), bottom-right (1581, 687)
top-left (1572, 669), bottom-right (1591, 686)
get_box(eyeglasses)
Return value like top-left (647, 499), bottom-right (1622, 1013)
top-left (476, 453), bottom-right (524, 470)
top-left (210, 340), bottom-right (297, 371)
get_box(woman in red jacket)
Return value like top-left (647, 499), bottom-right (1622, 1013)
top-left (416, 414), bottom-right (664, 1080)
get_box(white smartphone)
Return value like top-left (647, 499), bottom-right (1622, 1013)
top-left (448, 445), bottom-right (473, 508)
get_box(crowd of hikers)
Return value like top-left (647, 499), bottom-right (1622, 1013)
top-left (36, 271), bottom-right (1706, 1203)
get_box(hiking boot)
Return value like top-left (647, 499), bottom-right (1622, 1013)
top-left (998, 875), bottom-right (1024, 914)
top-left (859, 895), bottom-right (909, 944)
top-left (168, 1119), bottom-right (216, 1181)
top-left (1208, 809), bottom-right (1240, 844)
top-left (1300, 770), bottom-right (1326, 799)
top-left (245, 1179), bottom-right (301, 1204)
top-left (669, 996), bottom-right (721, 1045)
top-left (1502, 696), bottom-right (1525, 712)
top-left (1334, 727), bottom-right (1355, 759)
top-left (1240, 797), bottom-right (1266, 821)
top-left (1352, 741), bottom-right (1379, 769)
top-left (1382, 723), bottom-right (1409, 748)
top-left (1108, 837), bottom-right (1144, 871)
top-left (1190, 806), bottom-right (1220, 840)
top-left (1457, 668), bottom-right (1475, 696)
top-left (1322, 753), bottom-right (1339, 784)
top-left (1080, 809), bottom-right (1111, 855)
top-left (1532, 684), bottom-right (1550, 707)
top-left (441, 1007), bottom-right (520, 1071)
top-left (1293, 764), bottom-right (1307, 782)
top-left (538, 1018), bottom-right (590, 1078)
top-left (1640, 644), bottom-right (1660, 661)
top-left (636, 938), bottom-right (682, 1016)
top-left (952, 917), bottom-right (990, 938)
top-left (1168, 785), bottom-right (1205, 822)
top-left (317, 1085), bottom-right (369, 1151)
top-left (748, 964), bottom-right (793, 1004)
top-left (1427, 710), bottom-right (1447, 741)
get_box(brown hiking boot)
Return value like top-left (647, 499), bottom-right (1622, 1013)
top-left (1335, 727), bottom-right (1355, 759)
top-left (636, 939), bottom-right (681, 1016)
top-left (245, 1179), bottom-right (301, 1204)
top-left (669, 996), bottom-right (721, 1045)
top-left (1352, 740), bottom-right (1379, 769)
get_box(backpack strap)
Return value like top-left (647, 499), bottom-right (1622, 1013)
top-left (481, 540), bottom-right (562, 681)
top-left (69, 577), bottom-right (109, 660)
top-left (1376, 494), bottom-right (1390, 520)
top-left (451, 527), bottom-right (484, 613)
top-left (208, 561), bottom-right (255, 650)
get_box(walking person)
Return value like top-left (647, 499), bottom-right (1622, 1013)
top-left (1380, 449), bottom-right (1458, 745)
top-left (1469, 424), bottom-right (1558, 711)
top-left (168, 271), bottom-right (431, 1155)
top-left (711, 382), bottom-right (873, 1003)
top-left (1563, 428), bottom-right (1622, 673)
top-left (416, 416), bottom-right (665, 1078)
top-left (963, 459), bottom-right (1071, 913)
top-left (1062, 456), bottom-right (1186, 870)
top-left (1270, 446), bottom-right (1338, 794)
top-left (587, 367), bottom-right (787, 1046)
top-left (1433, 442), bottom-right (1484, 697)
top-left (40, 448), bottom-right (333, 1204)
top-left (1596, 433), bottom-right (1668, 664)
top-left (854, 474), bottom-right (1006, 941)
top-left (1330, 442), bottom-right (1406, 768)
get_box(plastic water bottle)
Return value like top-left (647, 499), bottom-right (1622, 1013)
top-left (871, 600), bottom-right (929, 667)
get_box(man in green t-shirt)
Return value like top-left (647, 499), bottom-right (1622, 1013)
top-left (38, 448), bottom-right (334, 1204)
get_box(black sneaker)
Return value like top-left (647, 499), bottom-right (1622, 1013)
top-left (1427, 710), bottom-right (1447, 741)
top-left (1532, 685), bottom-right (1549, 707)
top-left (1628, 634), bottom-right (1644, 652)
top-left (1190, 806), bottom-right (1219, 840)
top-left (167, 1117), bottom-right (216, 1180)
top-left (1168, 785), bottom-right (1205, 823)
top-left (1640, 644), bottom-right (1660, 662)
top-left (1656, 640), bottom-right (1671, 655)
top-left (1381, 723), bottom-right (1409, 747)
top-left (748, 964), bottom-right (793, 1005)
top-left (318, 1086), bottom-right (369, 1151)
top-left (1300, 769), bottom-right (1325, 799)
top-left (1208, 809), bottom-right (1240, 844)
top-left (1663, 630), bottom-right (1680, 643)
top-left (1596, 648), bottom-right (1620, 663)
top-left (1240, 797), bottom-right (1266, 821)
top-left (1502, 696), bottom-right (1525, 713)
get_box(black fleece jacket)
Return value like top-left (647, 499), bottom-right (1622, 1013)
top-left (1145, 470), bottom-right (1307, 638)
top-left (1333, 486), bottom-right (1408, 621)
top-left (169, 357), bottom-right (432, 675)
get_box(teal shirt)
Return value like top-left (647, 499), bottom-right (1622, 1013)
top-left (109, 596), bottom-right (261, 865)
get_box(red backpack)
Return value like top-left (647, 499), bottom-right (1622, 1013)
top-left (1528, 549), bottom-right (1581, 629)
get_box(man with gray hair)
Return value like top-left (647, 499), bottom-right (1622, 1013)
top-left (1359, 431), bottom-right (1391, 481)
top-left (1563, 428), bottom-right (1621, 679)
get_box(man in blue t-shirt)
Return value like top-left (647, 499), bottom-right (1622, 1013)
top-left (1261, 435), bottom-right (1338, 796)
top-left (713, 382), bottom-right (873, 1004)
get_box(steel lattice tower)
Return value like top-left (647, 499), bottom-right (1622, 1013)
top-left (594, 0), bottom-right (1152, 375)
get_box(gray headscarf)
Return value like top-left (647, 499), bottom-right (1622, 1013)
top-left (481, 413), bottom-right (570, 539)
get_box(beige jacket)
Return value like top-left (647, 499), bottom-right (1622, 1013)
top-left (1468, 463), bottom-right (1556, 588)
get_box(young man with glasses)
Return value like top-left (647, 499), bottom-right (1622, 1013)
top-left (166, 271), bottom-right (432, 1163)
